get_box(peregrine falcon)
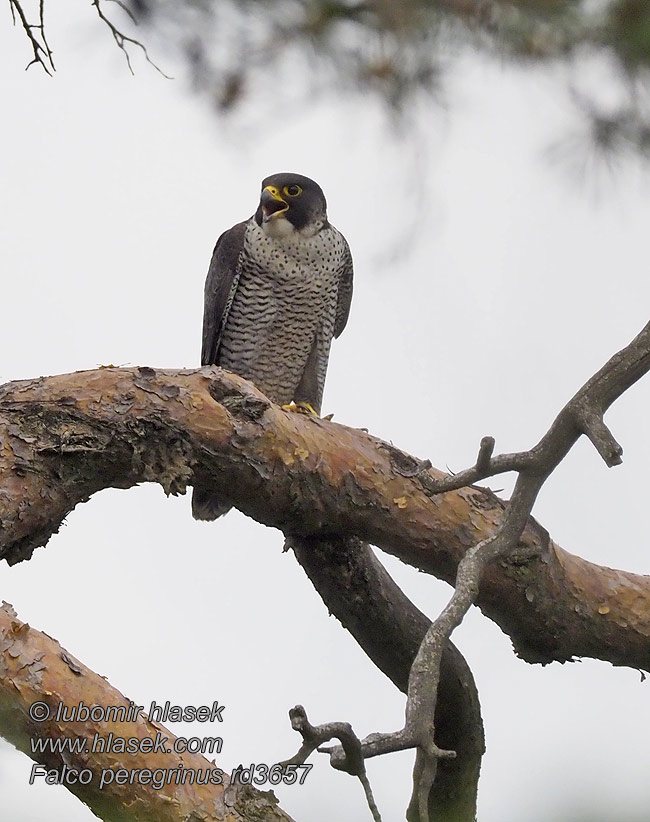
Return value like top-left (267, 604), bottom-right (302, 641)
top-left (192, 172), bottom-right (354, 521)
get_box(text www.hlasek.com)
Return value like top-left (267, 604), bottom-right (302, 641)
top-left (30, 731), bottom-right (222, 757)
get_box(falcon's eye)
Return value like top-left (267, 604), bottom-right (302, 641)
top-left (284, 184), bottom-right (302, 197)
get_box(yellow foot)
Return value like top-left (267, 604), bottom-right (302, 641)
top-left (282, 402), bottom-right (320, 417)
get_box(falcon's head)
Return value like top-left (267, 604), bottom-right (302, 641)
top-left (255, 173), bottom-right (328, 238)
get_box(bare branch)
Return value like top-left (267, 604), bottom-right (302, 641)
top-left (403, 478), bottom-right (539, 818)
top-left (359, 772), bottom-right (382, 822)
top-left (38, 0), bottom-right (52, 66)
top-left (417, 321), bottom-right (650, 495)
top-left (283, 705), bottom-right (382, 821)
top-left (91, 0), bottom-right (170, 78)
top-left (399, 319), bottom-right (650, 815)
top-left (574, 400), bottom-right (623, 466)
top-left (414, 447), bottom-right (536, 494)
top-left (9, 0), bottom-right (54, 74)
top-left (288, 535), bottom-right (484, 820)
top-left (8, 0), bottom-right (170, 78)
top-left (475, 435), bottom-right (495, 473)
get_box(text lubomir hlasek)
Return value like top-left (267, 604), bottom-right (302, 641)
top-left (43, 700), bottom-right (225, 724)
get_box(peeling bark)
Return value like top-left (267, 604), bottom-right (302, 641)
top-left (0, 366), bottom-right (648, 672)
top-left (0, 602), bottom-right (293, 822)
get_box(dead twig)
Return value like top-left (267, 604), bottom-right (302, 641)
top-left (9, 0), bottom-right (54, 74)
top-left (91, 0), bottom-right (170, 77)
top-left (91, 0), bottom-right (171, 80)
top-left (283, 705), bottom-right (382, 822)
top-left (9, 0), bottom-right (170, 77)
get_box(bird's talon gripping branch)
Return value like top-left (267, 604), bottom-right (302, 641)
top-left (282, 401), bottom-right (320, 416)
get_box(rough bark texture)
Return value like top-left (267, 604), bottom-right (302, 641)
top-left (0, 366), bottom-right (649, 672)
top-left (0, 601), bottom-right (292, 822)
top-left (288, 536), bottom-right (484, 821)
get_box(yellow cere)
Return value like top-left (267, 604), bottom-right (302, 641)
top-left (263, 185), bottom-right (284, 200)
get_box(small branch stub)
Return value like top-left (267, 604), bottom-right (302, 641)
top-left (476, 436), bottom-right (495, 472)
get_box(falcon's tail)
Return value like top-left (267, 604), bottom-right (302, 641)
top-left (191, 487), bottom-right (232, 521)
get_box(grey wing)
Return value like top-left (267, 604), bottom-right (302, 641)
top-left (334, 238), bottom-right (353, 339)
top-left (201, 220), bottom-right (248, 366)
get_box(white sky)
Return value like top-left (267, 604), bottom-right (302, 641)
top-left (2, 3), bottom-right (650, 821)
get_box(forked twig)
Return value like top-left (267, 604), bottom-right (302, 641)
top-left (283, 705), bottom-right (382, 821)
top-left (91, 0), bottom-right (171, 77)
top-left (9, 0), bottom-right (54, 74)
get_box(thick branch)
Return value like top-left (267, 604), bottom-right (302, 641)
top-left (0, 601), bottom-right (292, 822)
top-left (0, 365), bottom-right (649, 671)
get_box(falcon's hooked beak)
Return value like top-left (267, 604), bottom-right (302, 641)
top-left (260, 186), bottom-right (289, 222)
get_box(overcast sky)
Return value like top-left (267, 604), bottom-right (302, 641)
top-left (2, 3), bottom-right (650, 821)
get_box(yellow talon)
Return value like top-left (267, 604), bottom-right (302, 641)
top-left (282, 402), bottom-right (319, 417)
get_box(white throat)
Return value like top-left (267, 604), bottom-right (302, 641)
top-left (260, 215), bottom-right (325, 241)
top-left (261, 216), bottom-right (296, 239)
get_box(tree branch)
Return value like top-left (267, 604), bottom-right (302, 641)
top-left (0, 601), bottom-right (292, 822)
top-left (7, 0), bottom-right (168, 77)
top-left (1, 362), bottom-right (649, 674)
top-left (91, 0), bottom-right (170, 76)
top-left (360, 318), bottom-right (650, 817)
top-left (3, 319), bottom-right (650, 819)
top-left (285, 321), bottom-right (650, 819)
top-left (283, 705), bottom-right (381, 821)
top-left (8, 0), bottom-right (54, 74)
top-left (288, 536), bottom-right (484, 821)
